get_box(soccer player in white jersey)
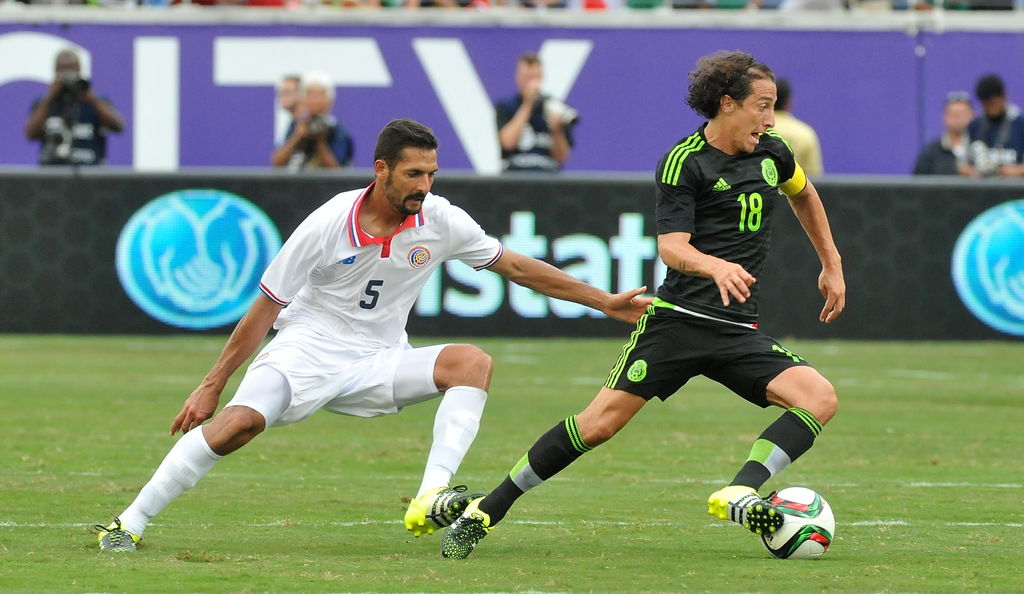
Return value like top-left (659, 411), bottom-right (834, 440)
top-left (95, 118), bottom-right (653, 552)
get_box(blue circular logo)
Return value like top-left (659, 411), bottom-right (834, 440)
top-left (116, 189), bottom-right (282, 330)
top-left (951, 199), bottom-right (1024, 336)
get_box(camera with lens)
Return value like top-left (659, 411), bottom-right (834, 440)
top-left (59, 71), bottom-right (90, 96)
top-left (306, 114), bottom-right (328, 137)
top-left (544, 97), bottom-right (580, 128)
top-left (970, 140), bottom-right (1007, 177)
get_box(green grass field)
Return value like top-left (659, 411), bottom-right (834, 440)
top-left (2, 335), bottom-right (1023, 593)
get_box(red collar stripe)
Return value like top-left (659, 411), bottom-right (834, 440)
top-left (347, 184), bottom-right (426, 250)
top-left (347, 184), bottom-right (374, 248)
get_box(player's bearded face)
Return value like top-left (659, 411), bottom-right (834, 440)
top-left (383, 171), bottom-right (427, 216)
top-left (381, 148), bottom-right (437, 216)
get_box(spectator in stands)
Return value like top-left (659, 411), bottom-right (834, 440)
top-left (967, 74), bottom-right (1024, 177)
top-left (495, 52), bottom-right (577, 173)
top-left (913, 92), bottom-right (975, 176)
top-left (517, 0), bottom-right (569, 7)
top-left (271, 71), bottom-right (354, 171)
top-left (413, 0), bottom-right (500, 7)
top-left (274, 74), bottom-right (301, 146)
top-left (740, 0), bottom-right (842, 10)
top-left (25, 48), bottom-right (124, 166)
top-left (770, 78), bottom-right (823, 176)
top-left (778, 0), bottom-right (843, 8)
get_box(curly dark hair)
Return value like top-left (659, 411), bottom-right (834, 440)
top-left (686, 50), bottom-right (775, 119)
top-left (975, 74), bottom-right (1005, 102)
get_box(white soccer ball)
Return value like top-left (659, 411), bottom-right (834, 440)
top-left (760, 486), bottom-right (835, 559)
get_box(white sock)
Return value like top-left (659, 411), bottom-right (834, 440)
top-left (416, 386), bottom-right (487, 498)
top-left (118, 426), bottom-right (222, 536)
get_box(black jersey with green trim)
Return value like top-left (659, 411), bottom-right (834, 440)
top-left (654, 123), bottom-right (798, 324)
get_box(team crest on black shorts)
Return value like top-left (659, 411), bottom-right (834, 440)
top-left (627, 359), bottom-right (648, 382)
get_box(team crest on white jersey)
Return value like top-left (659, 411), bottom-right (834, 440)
top-left (408, 246), bottom-right (431, 269)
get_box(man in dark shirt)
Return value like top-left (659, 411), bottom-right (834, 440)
top-left (442, 50), bottom-right (846, 560)
top-left (494, 52), bottom-right (576, 172)
top-left (914, 92), bottom-right (974, 176)
top-left (25, 49), bottom-right (124, 166)
top-left (271, 71), bottom-right (354, 171)
top-left (967, 74), bottom-right (1024, 177)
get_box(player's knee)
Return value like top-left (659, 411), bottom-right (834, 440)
top-left (230, 406), bottom-right (267, 432)
top-left (436, 344), bottom-right (493, 391)
top-left (809, 380), bottom-right (838, 425)
top-left (207, 406), bottom-right (266, 454)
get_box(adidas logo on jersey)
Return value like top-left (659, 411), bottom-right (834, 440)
top-left (340, 256), bottom-right (357, 265)
top-left (713, 178), bottom-right (732, 192)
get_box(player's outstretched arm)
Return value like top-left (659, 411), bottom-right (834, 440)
top-left (488, 249), bottom-right (651, 324)
top-left (170, 294), bottom-right (284, 435)
top-left (785, 180), bottom-right (846, 323)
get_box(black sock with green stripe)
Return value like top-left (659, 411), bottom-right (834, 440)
top-left (729, 407), bottom-right (823, 491)
top-left (477, 416), bottom-right (594, 525)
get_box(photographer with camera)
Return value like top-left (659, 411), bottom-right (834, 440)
top-left (495, 52), bottom-right (578, 173)
top-left (25, 49), bottom-right (124, 166)
top-left (271, 71), bottom-right (354, 172)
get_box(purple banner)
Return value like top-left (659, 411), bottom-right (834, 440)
top-left (0, 23), bottom-right (1019, 174)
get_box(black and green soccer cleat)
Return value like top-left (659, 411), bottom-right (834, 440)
top-left (440, 498), bottom-right (493, 559)
top-left (404, 485), bottom-right (485, 537)
top-left (96, 517), bottom-right (140, 552)
top-left (707, 485), bottom-right (784, 535)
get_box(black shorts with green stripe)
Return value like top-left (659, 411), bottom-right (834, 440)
top-left (604, 303), bottom-right (811, 407)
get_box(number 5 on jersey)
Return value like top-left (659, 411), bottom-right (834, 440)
top-left (360, 280), bottom-right (383, 309)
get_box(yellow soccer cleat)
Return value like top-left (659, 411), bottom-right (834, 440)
top-left (707, 485), bottom-right (784, 535)
top-left (96, 517), bottom-right (140, 552)
top-left (404, 485), bottom-right (484, 537)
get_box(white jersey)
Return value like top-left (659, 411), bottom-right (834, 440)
top-left (259, 183), bottom-right (503, 352)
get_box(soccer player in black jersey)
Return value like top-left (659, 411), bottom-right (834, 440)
top-left (442, 50), bottom-right (846, 559)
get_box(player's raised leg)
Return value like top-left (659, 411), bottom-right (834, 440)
top-left (441, 387), bottom-right (646, 559)
top-left (401, 344), bottom-right (491, 536)
top-left (708, 365), bottom-right (838, 534)
top-left (99, 365), bottom-right (290, 551)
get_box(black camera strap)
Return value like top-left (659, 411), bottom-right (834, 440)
top-left (978, 113), bottom-right (1013, 150)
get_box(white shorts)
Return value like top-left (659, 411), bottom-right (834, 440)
top-left (227, 323), bottom-right (446, 427)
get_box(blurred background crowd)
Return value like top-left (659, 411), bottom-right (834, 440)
top-left (3, 0), bottom-right (1021, 10)
top-left (3, 0), bottom-right (1022, 176)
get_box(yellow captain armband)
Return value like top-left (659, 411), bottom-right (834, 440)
top-left (778, 162), bottom-right (807, 197)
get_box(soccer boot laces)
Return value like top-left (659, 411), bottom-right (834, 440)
top-left (707, 485), bottom-right (784, 535)
top-left (440, 497), bottom-right (492, 559)
top-left (404, 485), bottom-right (485, 537)
top-left (96, 517), bottom-right (141, 552)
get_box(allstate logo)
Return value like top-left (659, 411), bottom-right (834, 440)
top-left (116, 189), bottom-right (282, 330)
top-left (951, 199), bottom-right (1024, 336)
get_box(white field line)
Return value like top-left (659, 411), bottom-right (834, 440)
top-left (903, 481), bottom-right (1023, 488)
top-left (828, 366), bottom-right (1024, 382)
top-left (5, 470), bottom-right (1023, 491)
top-left (884, 369), bottom-right (956, 380)
top-left (3, 519), bottom-right (1022, 529)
